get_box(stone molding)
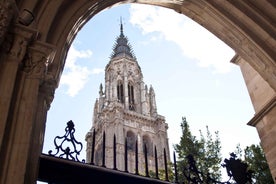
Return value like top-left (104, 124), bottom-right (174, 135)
top-left (248, 95), bottom-right (276, 127)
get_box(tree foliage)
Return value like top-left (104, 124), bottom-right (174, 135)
top-left (243, 144), bottom-right (274, 183)
top-left (174, 117), bottom-right (222, 183)
top-left (233, 143), bottom-right (274, 183)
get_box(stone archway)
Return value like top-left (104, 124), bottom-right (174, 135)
top-left (0, 1), bottom-right (275, 183)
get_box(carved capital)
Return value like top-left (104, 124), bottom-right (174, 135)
top-left (3, 24), bottom-right (38, 61)
top-left (23, 41), bottom-right (56, 109)
top-left (23, 41), bottom-right (56, 79)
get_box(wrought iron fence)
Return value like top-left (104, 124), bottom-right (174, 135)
top-left (88, 128), bottom-right (170, 179)
top-left (44, 120), bottom-right (253, 184)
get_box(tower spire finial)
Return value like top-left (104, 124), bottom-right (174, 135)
top-left (111, 18), bottom-right (136, 60)
top-left (120, 17), bottom-right (123, 35)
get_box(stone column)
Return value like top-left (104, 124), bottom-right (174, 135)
top-left (0, 24), bottom-right (37, 152)
top-left (85, 131), bottom-right (93, 163)
top-left (149, 86), bottom-right (157, 117)
top-left (232, 55), bottom-right (276, 182)
top-left (248, 100), bottom-right (276, 182)
top-left (0, 40), bottom-right (56, 184)
top-left (113, 81), bottom-right (116, 101)
top-left (25, 71), bottom-right (57, 183)
top-left (124, 75), bottom-right (129, 109)
top-left (140, 81), bottom-right (147, 115)
top-left (105, 73), bottom-right (110, 101)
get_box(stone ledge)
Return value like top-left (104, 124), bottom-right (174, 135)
top-left (247, 95), bottom-right (276, 127)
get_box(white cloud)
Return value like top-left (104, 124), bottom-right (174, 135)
top-left (92, 68), bottom-right (104, 74)
top-left (129, 4), bottom-right (235, 73)
top-left (60, 46), bottom-right (93, 97)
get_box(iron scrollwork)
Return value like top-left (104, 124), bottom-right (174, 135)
top-left (48, 120), bottom-right (84, 162)
top-left (222, 153), bottom-right (253, 184)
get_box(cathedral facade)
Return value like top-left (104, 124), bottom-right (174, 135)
top-left (85, 23), bottom-right (170, 173)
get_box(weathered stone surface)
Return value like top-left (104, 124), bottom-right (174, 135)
top-left (232, 55), bottom-right (276, 182)
top-left (0, 1), bottom-right (275, 183)
top-left (85, 26), bottom-right (170, 173)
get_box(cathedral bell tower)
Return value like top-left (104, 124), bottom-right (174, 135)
top-left (86, 21), bottom-right (170, 174)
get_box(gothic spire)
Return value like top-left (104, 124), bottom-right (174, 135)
top-left (110, 19), bottom-right (136, 60)
top-left (120, 17), bottom-right (123, 36)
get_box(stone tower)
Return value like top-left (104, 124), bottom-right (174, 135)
top-left (85, 22), bottom-right (170, 174)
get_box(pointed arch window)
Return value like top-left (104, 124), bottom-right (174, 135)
top-left (117, 81), bottom-right (124, 103)
top-left (126, 131), bottom-right (136, 151)
top-left (143, 135), bottom-right (153, 156)
top-left (128, 83), bottom-right (135, 110)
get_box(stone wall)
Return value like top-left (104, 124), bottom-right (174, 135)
top-left (232, 55), bottom-right (276, 180)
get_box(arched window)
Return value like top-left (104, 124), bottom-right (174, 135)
top-left (128, 83), bottom-right (135, 110)
top-left (126, 131), bottom-right (136, 151)
top-left (117, 81), bottom-right (124, 103)
top-left (143, 135), bottom-right (153, 156)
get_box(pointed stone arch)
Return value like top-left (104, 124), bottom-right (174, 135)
top-left (0, 1), bottom-right (275, 183)
top-left (126, 130), bottom-right (136, 151)
top-left (29, 1), bottom-right (275, 91)
top-left (142, 134), bottom-right (153, 156)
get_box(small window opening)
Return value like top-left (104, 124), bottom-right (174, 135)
top-left (128, 83), bottom-right (135, 110)
top-left (117, 82), bottom-right (124, 103)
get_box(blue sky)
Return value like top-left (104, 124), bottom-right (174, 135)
top-left (43, 4), bottom-right (260, 162)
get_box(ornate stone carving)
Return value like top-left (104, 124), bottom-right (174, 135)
top-left (39, 73), bottom-right (57, 109)
top-left (23, 41), bottom-right (55, 79)
top-left (24, 50), bottom-right (47, 77)
top-left (23, 41), bottom-right (56, 108)
top-left (0, 1), bottom-right (14, 45)
top-left (3, 24), bottom-right (38, 61)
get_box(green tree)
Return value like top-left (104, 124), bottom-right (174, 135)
top-left (198, 126), bottom-right (222, 181)
top-left (244, 144), bottom-right (274, 184)
top-left (233, 143), bottom-right (273, 183)
top-left (174, 117), bottom-right (222, 183)
top-left (233, 143), bottom-right (243, 158)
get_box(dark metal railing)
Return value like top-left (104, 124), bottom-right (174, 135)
top-left (43, 121), bottom-right (253, 184)
top-left (41, 120), bottom-right (171, 184)
top-left (173, 152), bottom-right (178, 183)
top-left (113, 134), bottom-right (117, 170)
top-left (135, 140), bottom-right (139, 174)
top-left (89, 129), bottom-right (170, 178)
top-left (164, 148), bottom-right (169, 181)
top-left (101, 131), bottom-right (106, 167)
